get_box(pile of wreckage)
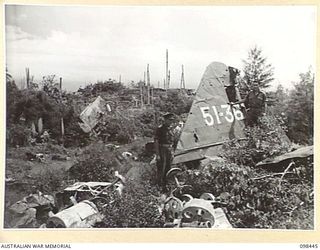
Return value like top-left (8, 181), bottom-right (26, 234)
top-left (5, 61), bottom-right (314, 228)
top-left (6, 171), bottom-right (125, 228)
top-left (6, 167), bottom-right (233, 229)
top-left (5, 144), bottom-right (313, 229)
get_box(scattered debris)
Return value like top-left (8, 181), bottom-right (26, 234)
top-left (7, 192), bottom-right (55, 228)
top-left (5, 177), bottom-right (16, 183)
top-left (121, 151), bottom-right (137, 161)
top-left (51, 154), bottom-right (69, 161)
top-left (105, 143), bottom-right (120, 150)
top-left (25, 152), bottom-right (45, 162)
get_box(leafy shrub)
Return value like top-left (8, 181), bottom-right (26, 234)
top-left (220, 115), bottom-right (291, 166)
top-left (116, 131), bottom-right (132, 144)
top-left (95, 115), bottom-right (135, 144)
top-left (135, 109), bottom-right (156, 138)
top-left (31, 168), bottom-right (66, 194)
top-left (96, 179), bottom-right (165, 228)
top-left (69, 143), bottom-right (119, 182)
top-left (7, 124), bottom-right (32, 147)
top-left (154, 90), bottom-right (192, 115)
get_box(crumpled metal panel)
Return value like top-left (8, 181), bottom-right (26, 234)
top-left (173, 62), bottom-right (245, 164)
top-left (256, 145), bottom-right (313, 167)
top-left (79, 96), bottom-right (109, 133)
top-left (46, 200), bottom-right (102, 228)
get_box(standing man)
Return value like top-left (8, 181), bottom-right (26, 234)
top-left (154, 112), bottom-right (175, 192)
top-left (244, 82), bottom-right (266, 126)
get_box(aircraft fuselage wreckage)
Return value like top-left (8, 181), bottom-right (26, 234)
top-left (173, 61), bottom-right (246, 164)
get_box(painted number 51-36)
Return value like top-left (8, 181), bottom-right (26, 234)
top-left (200, 104), bottom-right (245, 126)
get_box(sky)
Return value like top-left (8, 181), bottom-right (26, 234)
top-left (5, 5), bottom-right (317, 92)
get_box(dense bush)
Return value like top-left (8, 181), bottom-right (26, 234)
top-left (7, 124), bottom-right (32, 147)
top-left (96, 179), bottom-right (165, 228)
top-left (6, 80), bottom-right (21, 124)
top-left (94, 115), bottom-right (135, 144)
top-left (135, 109), bottom-right (156, 138)
top-left (220, 115), bottom-right (291, 166)
top-left (31, 168), bottom-right (66, 194)
top-left (154, 90), bottom-right (192, 115)
top-left (68, 143), bottom-right (120, 182)
top-left (79, 80), bottom-right (125, 96)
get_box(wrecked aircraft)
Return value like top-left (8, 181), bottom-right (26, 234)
top-left (79, 96), bottom-right (111, 133)
top-left (173, 62), bottom-right (246, 164)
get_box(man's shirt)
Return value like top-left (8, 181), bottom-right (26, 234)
top-left (155, 124), bottom-right (174, 145)
top-left (244, 90), bottom-right (266, 111)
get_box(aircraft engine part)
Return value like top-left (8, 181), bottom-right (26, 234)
top-left (166, 167), bottom-right (193, 195)
top-left (200, 193), bottom-right (216, 201)
top-left (164, 197), bottom-right (184, 221)
top-left (46, 200), bottom-right (102, 228)
top-left (181, 194), bottom-right (193, 203)
top-left (166, 167), bottom-right (182, 186)
top-left (181, 198), bottom-right (216, 227)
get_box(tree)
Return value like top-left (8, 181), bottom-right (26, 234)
top-left (6, 69), bottom-right (20, 124)
top-left (242, 46), bottom-right (274, 89)
top-left (266, 84), bottom-right (290, 132)
top-left (286, 69), bottom-right (314, 144)
top-left (41, 75), bottom-right (61, 101)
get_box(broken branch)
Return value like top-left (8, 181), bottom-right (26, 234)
top-left (278, 161), bottom-right (295, 190)
top-left (251, 171), bottom-right (295, 180)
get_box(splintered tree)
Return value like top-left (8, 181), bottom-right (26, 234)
top-left (242, 46), bottom-right (274, 89)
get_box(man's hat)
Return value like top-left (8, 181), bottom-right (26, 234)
top-left (163, 112), bottom-right (175, 120)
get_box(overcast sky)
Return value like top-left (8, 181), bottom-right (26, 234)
top-left (5, 5), bottom-right (316, 91)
